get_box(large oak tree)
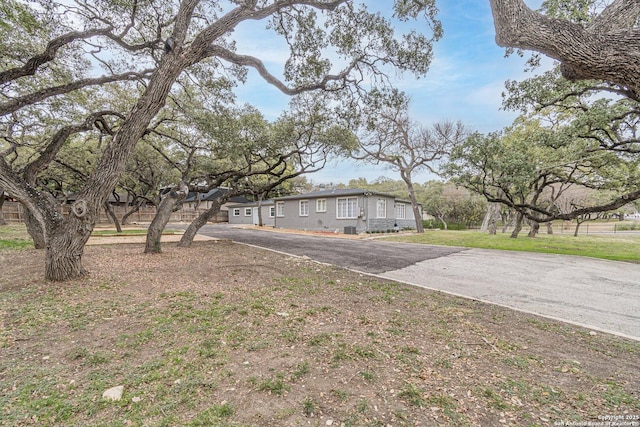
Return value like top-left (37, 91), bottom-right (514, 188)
top-left (353, 92), bottom-right (468, 232)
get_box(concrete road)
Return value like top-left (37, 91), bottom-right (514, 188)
top-left (189, 224), bottom-right (640, 341)
top-left (381, 249), bottom-right (640, 341)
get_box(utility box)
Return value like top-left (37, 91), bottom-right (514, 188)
top-left (344, 226), bottom-right (357, 235)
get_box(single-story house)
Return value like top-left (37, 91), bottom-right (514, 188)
top-left (272, 189), bottom-right (420, 233)
top-left (227, 200), bottom-right (275, 227)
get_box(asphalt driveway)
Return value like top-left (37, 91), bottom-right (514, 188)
top-left (188, 224), bottom-right (640, 341)
top-left (190, 224), bottom-right (465, 274)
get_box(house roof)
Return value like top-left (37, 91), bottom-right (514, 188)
top-left (184, 188), bottom-right (250, 204)
top-left (227, 200), bottom-right (275, 208)
top-left (274, 188), bottom-right (402, 201)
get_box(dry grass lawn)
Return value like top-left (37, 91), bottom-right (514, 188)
top-left (1, 238), bottom-right (639, 426)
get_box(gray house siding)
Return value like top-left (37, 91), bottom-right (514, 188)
top-left (274, 190), bottom-right (419, 233)
top-left (275, 195), bottom-right (364, 233)
top-left (228, 202), bottom-right (275, 226)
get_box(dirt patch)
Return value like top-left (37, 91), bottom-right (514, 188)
top-left (1, 242), bottom-right (639, 426)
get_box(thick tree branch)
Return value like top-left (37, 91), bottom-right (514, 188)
top-left (486, 189), bottom-right (640, 223)
top-left (0, 28), bottom-right (114, 85)
top-left (22, 111), bottom-right (124, 184)
top-left (489, 0), bottom-right (640, 97)
top-left (0, 70), bottom-right (153, 116)
top-left (203, 46), bottom-right (354, 94)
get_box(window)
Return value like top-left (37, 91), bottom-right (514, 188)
top-left (337, 197), bottom-right (358, 219)
top-left (245, 208), bottom-right (252, 216)
top-left (233, 208), bottom-right (240, 217)
top-left (269, 207), bottom-right (275, 218)
top-left (299, 200), bottom-right (309, 216)
top-left (377, 198), bottom-right (386, 219)
top-left (316, 199), bottom-right (326, 212)
top-left (276, 202), bottom-right (285, 217)
top-left (396, 203), bottom-right (406, 219)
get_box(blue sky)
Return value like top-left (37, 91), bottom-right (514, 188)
top-left (232, 0), bottom-right (548, 185)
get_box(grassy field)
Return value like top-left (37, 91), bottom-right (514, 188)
top-left (386, 229), bottom-right (640, 263)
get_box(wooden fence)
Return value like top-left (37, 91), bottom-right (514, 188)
top-left (1, 201), bottom-right (228, 225)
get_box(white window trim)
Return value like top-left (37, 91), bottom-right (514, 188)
top-left (232, 208), bottom-right (241, 217)
top-left (244, 207), bottom-right (252, 216)
top-left (299, 200), bottom-right (309, 217)
top-left (276, 202), bottom-right (285, 217)
top-left (269, 206), bottom-right (275, 218)
top-left (316, 198), bottom-right (327, 213)
top-left (336, 197), bottom-right (358, 219)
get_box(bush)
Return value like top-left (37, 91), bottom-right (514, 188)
top-left (616, 222), bottom-right (639, 231)
top-left (447, 223), bottom-right (468, 231)
top-left (422, 219), bottom-right (439, 229)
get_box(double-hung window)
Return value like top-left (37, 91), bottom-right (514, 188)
top-left (396, 203), bottom-right (406, 219)
top-left (269, 207), bottom-right (275, 218)
top-left (299, 200), bottom-right (309, 216)
top-left (316, 199), bottom-right (326, 213)
top-left (276, 202), bottom-right (285, 217)
top-left (377, 199), bottom-right (386, 218)
top-left (337, 197), bottom-right (358, 219)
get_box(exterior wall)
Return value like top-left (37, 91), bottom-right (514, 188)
top-left (364, 197), bottom-right (417, 231)
top-left (228, 206), bottom-right (254, 225)
top-left (228, 204), bottom-right (275, 226)
top-left (273, 194), bottom-right (419, 233)
top-left (275, 196), bottom-right (364, 232)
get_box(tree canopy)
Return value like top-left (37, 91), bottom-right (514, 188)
top-left (0, 0), bottom-right (441, 280)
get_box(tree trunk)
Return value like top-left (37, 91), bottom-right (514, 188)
top-left (23, 208), bottom-right (47, 249)
top-left (574, 221), bottom-right (582, 237)
top-left (527, 220), bottom-right (539, 238)
top-left (256, 193), bottom-right (264, 227)
top-left (546, 222), bottom-right (553, 234)
top-left (481, 203), bottom-right (501, 235)
top-left (0, 189), bottom-right (6, 226)
top-left (501, 209), bottom-right (513, 233)
top-left (145, 182), bottom-right (188, 254)
top-left (121, 202), bottom-right (141, 225)
top-left (45, 226), bottom-right (89, 281)
top-left (510, 211), bottom-right (523, 238)
top-left (402, 177), bottom-right (424, 233)
top-left (178, 198), bottom-right (226, 248)
top-left (437, 215), bottom-right (448, 230)
top-left (44, 201), bottom-right (95, 281)
top-left (104, 201), bottom-right (122, 233)
top-left (488, 218), bottom-right (497, 235)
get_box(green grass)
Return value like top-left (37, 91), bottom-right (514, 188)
top-left (387, 230), bottom-right (640, 263)
top-left (0, 223), bottom-right (33, 250)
